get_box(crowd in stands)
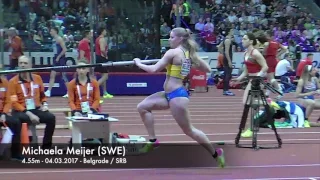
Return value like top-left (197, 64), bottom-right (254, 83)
top-left (160, 0), bottom-right (320, 53)
top-left (2, 0), bottom-right (320, 56)
top-left (2, 0), bottom-right (159, 60)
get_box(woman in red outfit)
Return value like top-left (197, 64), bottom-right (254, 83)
top-left (233, 33), bottom-right (268, 104)
top-left (255, 30), bottom-right (288, 98)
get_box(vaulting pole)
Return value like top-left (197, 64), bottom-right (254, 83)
top-left (0, 59), bottom-right (160, 74)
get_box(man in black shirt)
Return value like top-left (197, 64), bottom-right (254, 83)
top-left (218, 29), bottom-right (235, 96)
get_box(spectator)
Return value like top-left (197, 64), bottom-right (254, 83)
top-left (64, 30), bottom-right (74, 43)
top-left (204, 18), bottom-right (214, 33)
top-left (195, 18), bottom-right (205, 33)
top-left (160, 22), bottom-right (171, 39)
top-left (275, 53), bottom-right (294, 78)
top-left (5, 28), bottom-right (24, 70)
top-left (33, 30), bottom-right (43, 45)
top-left (204, 0), bottom-right (214, 19)
top-left (227, 11), bottom-right (238, 23)
top-left (181, 0), bottom-right (191, 28)
top-left (160, 0), bottom-right (173, 27)
top-left (189, 10), bottom-right (199, 31)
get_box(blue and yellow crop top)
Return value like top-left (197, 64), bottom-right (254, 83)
top-left (166, 49), bottom-right (192, 79)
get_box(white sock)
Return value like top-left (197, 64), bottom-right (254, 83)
top-left (265, 90), bottom-right (270, 96)
top-left (278, 84), bottom-right (283, 93)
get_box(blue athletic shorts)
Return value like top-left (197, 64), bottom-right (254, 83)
top-left (53, 55), bottom-right (66, 72)
top-left (165, 87), bottom-right (189, 102)
top-left (302, 95), bottom-right (315, 100)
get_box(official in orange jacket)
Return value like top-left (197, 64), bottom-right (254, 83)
top-left (0, 73), bottom-right (23, 160)
top-left (9, 56), bottom-right (56, 150)
top-left (67, 59), bottom-right (101, 116)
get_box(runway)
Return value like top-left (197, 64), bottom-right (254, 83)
top-left (1, 89), bottom-right (320, 180)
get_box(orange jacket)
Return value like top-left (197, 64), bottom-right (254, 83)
top-left (0, 77), bottom-right (11, 114)
top-left (9, 74), bottom-right (47, 112)
top-left (67, 78), bottom-right (100, 112)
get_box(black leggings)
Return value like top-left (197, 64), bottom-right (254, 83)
top-left (0, 114), bottom-right (21, 157)
top-left (222, 57), bottom-right (232, 91)
top-left (12, 109), bottom-right (56, 149)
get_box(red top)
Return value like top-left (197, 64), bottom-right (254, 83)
top-left (78, 38), bottom-right (90, 62)
top-left (244, 49), bottom-right (261, 73)
top-left (264, 40), bottom-right (280, 57)
top-left (296, 58), bottom-right (313, 77)
top-left (95, 36), bottom-right (108, 57)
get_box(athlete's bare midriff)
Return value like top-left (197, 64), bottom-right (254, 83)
top-left (163, 48), bottom-right (189, 92)
top-left (163, 76), bottom-right (184, 92)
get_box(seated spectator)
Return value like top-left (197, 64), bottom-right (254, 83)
top-left (64, 30), bottom-right (74, 43)
top-left (205, 31), bottom-right (217, 52)
top-left (204, 18), bottom-right (214, 33)
top-left (160, 22), bottom-right (171, 39)
top-left (227, 11), bottom-right (238, 23)
top-left (275, 53), bottom-right (294, 79)
top-left (190, 10), bottom-right (199, 31)
top-left (9, 56), bottom-right (56, 150)
top-left (67, 60), bottom-right (101, 116)
top-left (33, 30), bottom-right (43, 45)
top-left (195, 18), bottom-right (205, 33)
top-left (204, 0), bottom-right (214, 19)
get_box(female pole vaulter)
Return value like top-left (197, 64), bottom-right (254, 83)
top-left (133, 28), bottom-right (225, 168)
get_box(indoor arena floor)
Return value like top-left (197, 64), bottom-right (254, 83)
top-left (1, 88), bottom-right (320, 180)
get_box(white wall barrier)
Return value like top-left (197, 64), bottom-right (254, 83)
top-left (1, 52), bottom-right (320, 71)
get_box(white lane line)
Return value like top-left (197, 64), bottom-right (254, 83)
top-left (0, 164), bottom-right (319, 175)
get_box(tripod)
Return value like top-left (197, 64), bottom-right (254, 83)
top-left (235, 76), bottom-right (283, 150)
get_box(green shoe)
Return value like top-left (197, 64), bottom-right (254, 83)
top-left (103, 92), bottom-right (114, 99)
top-left (139, 140), bottom-right (159, 153)
top-left (215, 148), bottom-right (225, 168)
top-left (241, 129), bottom-right (253, 138)
top-left (304, 120), bottom-right (311, 128)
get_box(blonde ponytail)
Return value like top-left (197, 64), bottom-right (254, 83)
top-left (184, 29), bottom-right (200, 66)
top-left (171, 27), bottom-right (202, 66)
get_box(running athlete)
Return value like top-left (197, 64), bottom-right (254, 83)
top-left (133, 28), bottom-right (225, 168)
top-left (232, 33), bottom-right (268, 138)
top-left (295, 65), bottom-right (320, 127)
top-left (256, 30), bottom-right (288, 99)
top-left (95, 27), bottom-right (113, 99)
top-left (45, 27), bottom-right (68, 98)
